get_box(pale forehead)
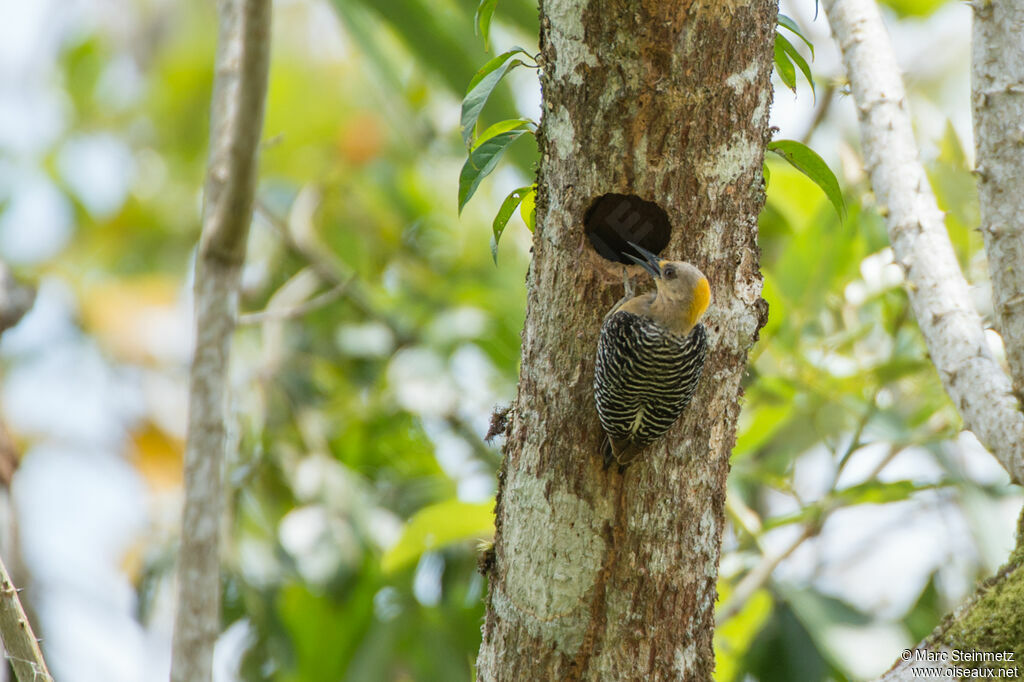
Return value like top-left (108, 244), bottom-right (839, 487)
top-left (659, 260), bottom-right (706, 281)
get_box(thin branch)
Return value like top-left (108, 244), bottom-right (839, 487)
top-left (822, 0), bottom-right (1024, 485)
top-left (832, 401), bottom-right (876, 486)
top-left (717, 524), bottom-right (815, 624)
top-left (238, 276), bottom-right (355, 325)
top-left (170, 0), bottom-right (271, 681)
top-left (718, 443), bottom-right (902, 624)
top-left (254, 199), bottom-right (502, 470)
top-left (800, 82), bottom-right (836, 145)
top-left (864, 443), bottom-right (902, 481)
top-left (972, 0), bottom-right (1024, 402)
top-left (196, 1), bottom-right (272, 266)
top-left (0, 555), bottom-right (51, 682)
top-left (445, 414), bottom-right (503, 469)
top-left (253, 199), bottom-right (416, 346)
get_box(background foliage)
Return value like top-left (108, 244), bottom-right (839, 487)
top-left (0, 0), bottom-right (1018, 680)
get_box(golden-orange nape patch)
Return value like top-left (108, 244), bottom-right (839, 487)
top-left (689, 277), bottom-right (711, 326)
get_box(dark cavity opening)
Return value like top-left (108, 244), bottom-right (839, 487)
top-left (583, 193), bottom-right (671, 264)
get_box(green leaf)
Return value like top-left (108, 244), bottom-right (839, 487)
top-left (735, 402), bottom-right (793, 458)
top-left (789, 591), bottom-right (874, 655)
top-left (763, 162), bottom-right (771, 186)
top-left (764, 481), bottom-right (946, 532)
top-left (278, 580), bottom-right (374, 678)
top-left (458, 129), bottom-right (527, 212)
top-left (762, 505), bottom-right (822, 531)
top-left (471, 118), bottom-right (534, 151)
top-left (381, 499), bottom-right (495, 573)
top-left (475, 0), bottom-right (498, 50)
top-left (330, 0), bottom-right (495, 99)
top-left (767, 139), bottom-right (846, 219)
top-left (777, 14), bottom-right (814, 57)
top-left (715, 581), bottom-right (773, 682)
top-left (466, 47), bottom-right (529, 93)
top-left (833, 479), bottom-right (942, 506)
top-left (880, 0), bottom-right (950, 18)
top-left (903, 573), bottom-right (943, 642)
top-left (773, 37), bottom-right (797, 92)
top-left (775, 33), bottom-right (814, 98)
top-left (490, 186), bottom-right (532, 263)
top-left (519, 186), bottom-right (536, 231)
top-left (461, 48), bottom-right (528, 147)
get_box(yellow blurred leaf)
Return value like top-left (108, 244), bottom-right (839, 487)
top-left (337, 112), bottom-right (383, 165)
top-left (129, 422), bottom-right (184, 491)
top-left (119, 541), bottom-right (145, 582)
top-left (80, 276), bottom-right (181, 363)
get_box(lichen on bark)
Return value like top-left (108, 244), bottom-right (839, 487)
top-left (928, 547), bottom-right (1024, 674)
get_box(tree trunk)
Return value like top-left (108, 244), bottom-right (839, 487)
top-left (170, 1), bottom-right (271, 680)
top-left (474, 1), bottom-right (775, 680)
top-left (973, 0), bottom-right (1024, 403)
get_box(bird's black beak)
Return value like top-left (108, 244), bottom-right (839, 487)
top-left (626, 241), bottom-right (662, 278)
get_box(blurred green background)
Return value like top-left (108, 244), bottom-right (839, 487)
top-left (0, 0), bottom-right (1017, 680)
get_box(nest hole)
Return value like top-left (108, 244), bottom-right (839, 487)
top-left (583, 193), bottom-right (671, 264)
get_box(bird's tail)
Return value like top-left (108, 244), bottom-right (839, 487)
top-left (601, 435), bottom-right (615, 469)
top-left (602, 436), bottom-right (640, 472)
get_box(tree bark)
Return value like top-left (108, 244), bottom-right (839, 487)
top-left (0, 553), bottom-right (51, 682)
top-left (973, 0), bottom-right (1024, 403)
top-left (170, 1), bottom-right (271, 681)
top-left (0, 262), bottom-right (36, 682)
top-left (474, 1), bottom-right (775, 679)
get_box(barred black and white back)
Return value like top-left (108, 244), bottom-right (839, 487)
top-left (594, 310), bottom-right (708, 468)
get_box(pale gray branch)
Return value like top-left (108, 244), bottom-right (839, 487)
top-left (972, 0), bottom-right (1024, 402)
top-left (0, 554), bottom-right (51, 682)
top-left (254, 198), bottom-right (415, 346)
top-left (717, 525), bottom-right (814, 625)
top-left (170, 0), bottom-right (271, 681)
top-left (198, 0), bottom-right (272, 266)
top-left (823, 0), bottom-right (1024, 485)
top-left (238, 277), bottom-right (355, 325)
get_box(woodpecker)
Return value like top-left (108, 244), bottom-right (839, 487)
top-left (594, 243), bottom-right (710, 469)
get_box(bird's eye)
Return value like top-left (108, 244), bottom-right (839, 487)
top-left (663, 266), bottom-right (676, 279)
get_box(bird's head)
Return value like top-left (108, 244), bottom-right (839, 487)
top-left (627, 242), bottom-right (710, 334)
